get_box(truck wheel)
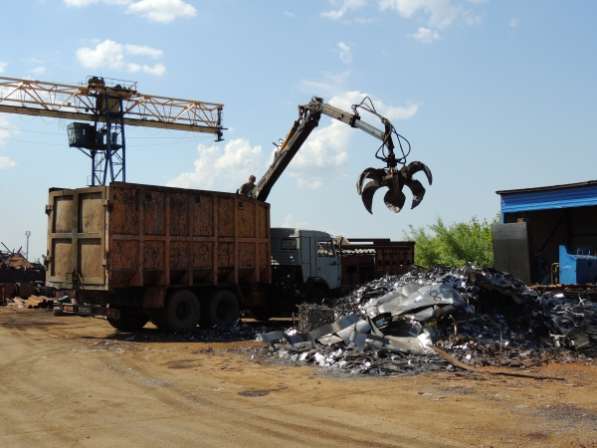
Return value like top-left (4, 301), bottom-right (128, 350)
top-left (208, 290), bottom-right (240, 330)
top-left (165, 290), bottom-right (200, 332)
top-left (107, 308), bottom-right (149, 332)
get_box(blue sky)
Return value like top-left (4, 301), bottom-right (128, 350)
top-left (1, 0), bottom-right (596, 259)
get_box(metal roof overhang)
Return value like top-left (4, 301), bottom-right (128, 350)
top-left (497, 180), bottom-right (597, 214)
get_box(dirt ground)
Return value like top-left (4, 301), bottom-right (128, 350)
top-left (0, 308), bottom-right (596, 448)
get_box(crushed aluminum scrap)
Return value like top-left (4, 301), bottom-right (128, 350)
top-left (258, 267), bottom-right (597, 376)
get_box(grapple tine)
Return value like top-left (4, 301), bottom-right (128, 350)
top-left (383, 188), bottom-right (406, 213)
top-left (405, 179), bottom-right (426, 209)
top-left (383, 175), bottom-right (406, 213)
top-left (407, 161), bottom-right (433, 185)
top-left (361, 180), bottom-right (381, 214)
top-left (356, 167), bottom-right (385, 194)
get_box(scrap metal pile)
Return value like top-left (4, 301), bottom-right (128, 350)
top-left (259, 267), bottom-right (597, 375)
top-left (0, 245), bottom-right (47, 305)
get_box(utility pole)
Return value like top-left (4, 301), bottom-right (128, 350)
top-left (25, 231), bottom-right (31, 260)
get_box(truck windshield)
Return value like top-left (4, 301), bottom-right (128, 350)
top-left (280, 238), bottom-right (298, 250)
top-left (317, 241), bottom-right (335, 257)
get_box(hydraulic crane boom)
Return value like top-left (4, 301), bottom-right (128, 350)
top-left (0, 76), bottom-right (224, 185)
top-left (255, 97), bottom-right (385, 201)
top-left (252, 97), bottom-right (433, 214)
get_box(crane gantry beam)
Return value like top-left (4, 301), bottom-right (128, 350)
top-left (0, 76), bottom-right (224, 185)
top-left (0, 76), bottom-right (224, 135)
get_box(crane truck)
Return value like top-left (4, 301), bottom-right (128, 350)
top-left (47, 96), bottom-right (431, 331)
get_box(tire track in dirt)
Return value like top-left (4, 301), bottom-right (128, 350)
top-left (110, 355), bottom-right (466, 448)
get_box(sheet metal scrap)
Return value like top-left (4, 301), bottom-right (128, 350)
top-left (259, 266), bottom-right (597, 375)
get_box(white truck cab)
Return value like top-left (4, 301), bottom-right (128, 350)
top-left (271, 227), bottom-right (342, 292)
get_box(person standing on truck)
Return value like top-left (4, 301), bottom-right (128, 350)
top-left (238, 175), bottom-right (257, 197)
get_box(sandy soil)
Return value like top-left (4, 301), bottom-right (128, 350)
top-left (0, 308), bottom-right (596, 448)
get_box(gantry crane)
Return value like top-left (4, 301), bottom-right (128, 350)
top-left (0, 76), bottom-right (224, 185)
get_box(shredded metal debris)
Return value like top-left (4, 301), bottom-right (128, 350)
top-left (259, 267), bottom-right (597, 375)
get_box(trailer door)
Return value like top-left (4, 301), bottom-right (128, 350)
top-left (47, 187), bottom-right (108, 290)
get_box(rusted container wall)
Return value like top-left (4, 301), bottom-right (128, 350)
top-left (339, 241), bottom-right (415, 288)
top-left (340, 253), bottom-right (376, 288)
top-left (46, 183), bottom-right (271, 292)
top-left (373, 244), bottom-right (415, 276)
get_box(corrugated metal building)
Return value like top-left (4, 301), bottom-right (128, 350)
top-left (494, 180), bottom-right (597, 284)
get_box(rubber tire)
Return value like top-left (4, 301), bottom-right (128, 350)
top-left (208, 290), bottom-right (240, 330)
top-left (107, 308), bottom-right (149, 332)
top-left (165, 290), bottom-right (200, 332)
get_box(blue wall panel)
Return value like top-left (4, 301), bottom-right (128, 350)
top-left (500, 185), bottom-right (597, 214)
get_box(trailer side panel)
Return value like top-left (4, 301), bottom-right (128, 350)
top-left (46, 183), bottom-right (271, 297)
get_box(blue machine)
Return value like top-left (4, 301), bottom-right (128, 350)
top-left (559, 245), bottom-right (597, 285)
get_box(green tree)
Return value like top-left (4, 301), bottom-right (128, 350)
top-left (405, 217), bottom-right (495, 268)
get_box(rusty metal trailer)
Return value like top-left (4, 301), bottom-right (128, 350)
top-left (46, 182), bottom-right (271, 331)
top-left (339, 238), bottom-right (414, 288)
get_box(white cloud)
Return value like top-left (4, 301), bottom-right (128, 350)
top-left (283, 10), bottom-right (296, 18)
top-left (125, 44), bottom-right (163, 58)
top-left (278, 213), bottom-right (310, 229)
top-left (76, 39), bottom-right (166, 76)
top-left (379, 0), bottom-right (461, 28)
top-left (0, 62), bottom-right (7, 73)
top-left (292, 120), bottom-right (351, 170)
top-left (64, 0), bottom-right (196, 23)
top-left (126, 61), bottom-right (166, 76)
top-left (509, 17), bottom-right (519, 29)
top-left (0, 156), bottom-right (16, 170)
top-left (140, 62), bottom-right (166, 76)
top-left (127, 0), bottom-right (196, 23)
top-left (322, 0), bottom-right (484, 36)
top-left (329, 90), bottom-right (419, 120)
top-left (77, 40), bottom-right (126, 69)
top-left (322, 0), bottom-right (368, 20)
top-left (410, 26), bottom-right (440, 43)
top-left (337, 41), bottom-right (353, 64)
top-left (168, 138), bottom-right (262, 190)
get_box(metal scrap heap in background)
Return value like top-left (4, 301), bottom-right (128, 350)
top-left (259, 267), bottom-right (597, 375)
top-left (0, 245), bottom-right (47, 305)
